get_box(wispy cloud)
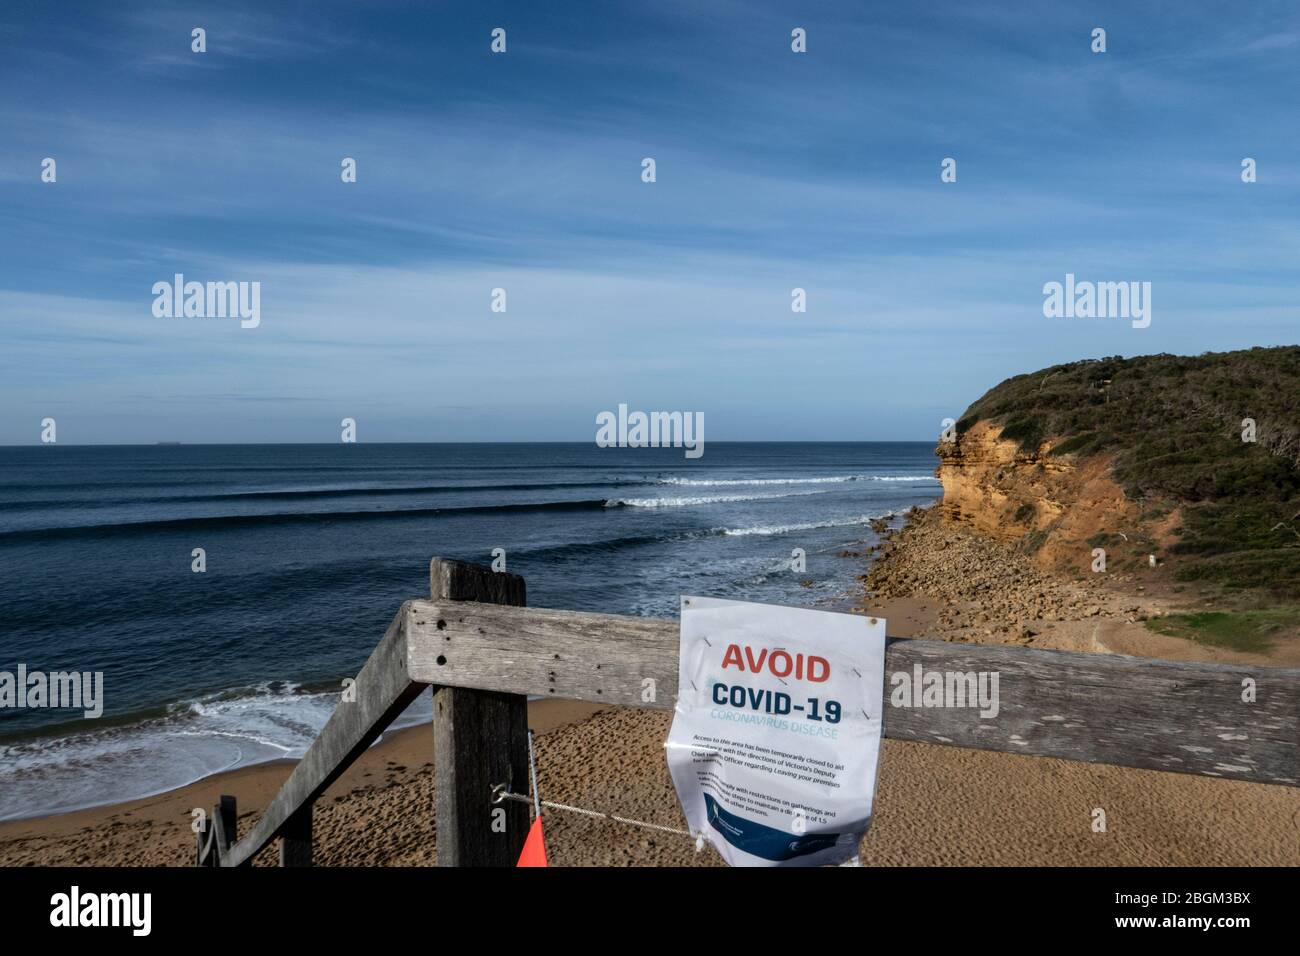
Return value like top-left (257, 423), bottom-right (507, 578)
top-left (0, 0), bottom-right (1296, 443)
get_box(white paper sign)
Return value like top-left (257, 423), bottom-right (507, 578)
top-left (665, 596), bottom-right (886, 867)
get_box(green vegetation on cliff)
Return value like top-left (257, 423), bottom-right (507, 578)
top-left (955, 347), bottom-right (1300, 596)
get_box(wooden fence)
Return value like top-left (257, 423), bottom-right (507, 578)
top-left (197, 557), bottom-right (1300, 867)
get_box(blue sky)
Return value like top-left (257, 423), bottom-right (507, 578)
top-left (1, 0), bottom-right (1296, 444)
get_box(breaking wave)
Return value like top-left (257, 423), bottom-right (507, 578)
top-left (656, 474), bottom-right (937, 486)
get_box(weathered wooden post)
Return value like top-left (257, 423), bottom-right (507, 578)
top-left (430, 557), bottom-right (530, 866)
top-left (200, 795), bottom-right (237, 866)
top-left (279, 804), bottom-right (313, 866)
top-left (195, 811), bottom-right (213, 866)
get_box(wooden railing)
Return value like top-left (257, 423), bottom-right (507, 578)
top-left (198, 557), bottom-right (1300, 866)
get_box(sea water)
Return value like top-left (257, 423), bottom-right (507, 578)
top-left (0, 442), bottom-right (938, 819)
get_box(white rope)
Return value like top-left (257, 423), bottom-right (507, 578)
top-left (525, 730), bottom-right (542, 820)
top-left (491, 785), bottom-right (862, 865)
top-left (492, 785), bottom-right (696, 839)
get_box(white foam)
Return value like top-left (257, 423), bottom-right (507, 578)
top-left (720, 512), bottom-right (896, 536)
top-left (656, 474), bottom-right (937, 487)
top-left (609, 491), bottom-right (826, 508)
top-left (0, 683), bottom-right (435, 821)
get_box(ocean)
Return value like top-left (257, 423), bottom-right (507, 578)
top-left (0, 442), bottom-right (939, 820)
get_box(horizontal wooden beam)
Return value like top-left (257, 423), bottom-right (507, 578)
top-left (405, 600), bottom-right (1299, 787)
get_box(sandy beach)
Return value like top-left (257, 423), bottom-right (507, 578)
top-left (3, 507), bottom-right (1296, 867)
top-left (3, 700), bottom-right (1296, 867)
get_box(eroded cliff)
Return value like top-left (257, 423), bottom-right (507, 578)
top-left (931, 348), bottom-right (1300, 595)
top-left (936, 419), bottom-right (1147, 574)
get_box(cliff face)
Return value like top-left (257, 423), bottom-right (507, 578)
top-left (934, 348), bottom-right (1300, 595)
top-left (936, 420), bottom-right (1142, 572)
top-left (937, 420), bottom-right (1057, 540)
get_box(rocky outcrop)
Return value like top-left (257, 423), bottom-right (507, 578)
top-left (936, 420), bottom-right (1143, 574)
top-left (861, 506), bottom-right (1156, 645)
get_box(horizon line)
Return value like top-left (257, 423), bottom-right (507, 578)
top-left (0, 438), bottom-right (939, 448)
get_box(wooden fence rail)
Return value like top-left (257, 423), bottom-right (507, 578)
top-left (199, 557), bottom-right (1300, 867)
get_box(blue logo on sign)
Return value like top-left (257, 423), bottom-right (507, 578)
top-left (703, 793), bottom-right (842, 861)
